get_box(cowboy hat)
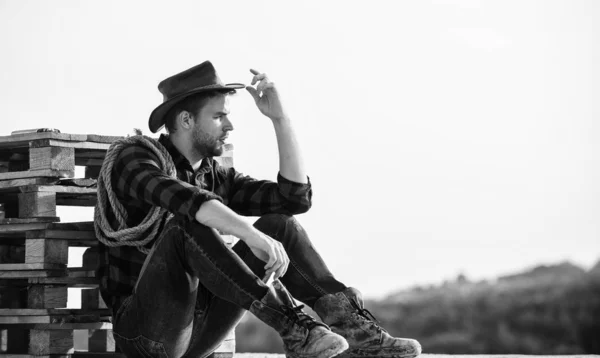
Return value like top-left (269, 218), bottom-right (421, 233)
top-left (148, 61), bottom-right (245, 133)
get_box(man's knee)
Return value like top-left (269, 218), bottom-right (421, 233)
top-left (255, 213), bottom-right (295, 228)
top-left (253, 213), bottom-right (305, 239)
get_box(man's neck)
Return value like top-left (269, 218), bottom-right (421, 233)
top-left (168, 133), bottom-right (204, 171)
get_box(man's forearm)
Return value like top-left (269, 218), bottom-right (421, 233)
top-left (195, 199), bottom-right (258, 239)
top-left (272, 117), bottom-right (307, 184)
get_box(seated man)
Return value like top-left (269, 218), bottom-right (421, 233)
top-left (94, 61), bottom-right (421, 358)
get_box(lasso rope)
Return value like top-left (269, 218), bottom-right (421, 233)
top-left (94, 135), bottom-right (176, 254)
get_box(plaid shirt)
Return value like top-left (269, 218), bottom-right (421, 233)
top-left (96, 134), bottom-right (312, 309)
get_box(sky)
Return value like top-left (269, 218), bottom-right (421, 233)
top-left (0, 0), bottom-right (598, 299)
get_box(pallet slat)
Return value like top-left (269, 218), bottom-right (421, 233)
top-left (0, 353), bottom-right (123, 358)
top-left (30, 139), bottom-right (111, 151)
top-left (0, 309), bottom-right (110, 316)
top-left (0, 222), bottom-right (93, 233)
top-left (0, 178), bottom-right (58, 191)
top-left (0, 133), bottom-right (88, 149)
top-left (0, 170), bottom-right (73, 181)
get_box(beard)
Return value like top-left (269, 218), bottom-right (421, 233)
top-left (191, 127), bottom-right (223, 158)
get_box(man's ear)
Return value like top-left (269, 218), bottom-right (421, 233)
top-left (178, 111), bottom-right (194, 130)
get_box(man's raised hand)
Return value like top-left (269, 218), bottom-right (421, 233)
top-left (246, 69), bottom-right (287, 121)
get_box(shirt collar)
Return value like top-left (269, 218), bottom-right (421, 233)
top-left (158, 134), bottom-right (213, 173)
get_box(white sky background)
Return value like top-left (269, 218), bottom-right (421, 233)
top-left (0, 0), bottom-right (598, 299)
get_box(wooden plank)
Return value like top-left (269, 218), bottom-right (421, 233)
top-left (30, 140), bottom-right (110, 151)
top-left (55, 198), bottom-right (97, 207)
top-left (0, 321), bottom-right (113, 330)
top-left (20, 186), bottom-right (96, 194)
top-left (0, 313), bottom-right (109, 324)
top-left (0, 309), bottom-right (110, 316)
top-left (0, 222), bottom-right (92, 234)
top-left (29, 147), bottom-right (75, 172)
top-left (0, 178), bottom-right (57, 191)
top-left (25, 240), bottom-right (68, 265)
top-left (27, 269), bottom-right (97, 285)
top-left (27, 286), bottom-right (68, 309)
top-left (0, 218), bottom-right (60, 225)
top-left (55, 178), bottom-right (97, 188)
top-left (18, 192), bottom-right (56, 218)
top-left (0, 352), bottom-right (123, 358)
top-left (0, 270), bottom-right (65, 279)
top-left (29, 329), bottom-right (74, 355)
top-left (10, 129), bottom-right (61, 135)
top-left (0, 224), bottom-right (73, 234)
top-left (0, 170), bottom-right (73, 181)
top-left (85, 135), bottom-right (123, 144)
top-left (74, 158), bottom-right (104, 167)
top-left (0, 263), bottom-right (66, 279)
top-left (30, 276), bottom-right (98, 287)
top-left (0, 263), bottom-right (64, 271)
top-left (26, 230), bottom-right (96, 240)
top-left (74, 151), bottom-right (107, 159)
top-left (0, 133), bottom-right (87, 150)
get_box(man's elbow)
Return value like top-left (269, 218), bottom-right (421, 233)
top-left (285, 199), bottom-right (312, 215)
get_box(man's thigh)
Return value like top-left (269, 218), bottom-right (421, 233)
top-left (113, 219), bottom-right (201, 358)
top-left (112, 217), bottom-right (264, 358)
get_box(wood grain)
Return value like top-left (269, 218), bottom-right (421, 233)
top-left (29, 147), bottom-right (75, 172)
top-left (29, 329), bottom-right (74, 355)
top-left (28, 139), bottom-right (110, 151)
top-left (0, 170), bottom-right (73, 181)
top-left (18, 192), bottom-right (56, 218)
top-left (25, 240), bottom-right (68, 265)
top-left (27, 285), bottom-right (68, 309)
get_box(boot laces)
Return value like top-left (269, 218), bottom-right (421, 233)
top-left (350, 297), bottom-right (387, 333)
top-left (281, 304), bottom-right (319, 330)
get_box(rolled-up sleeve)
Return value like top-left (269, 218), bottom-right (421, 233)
top-left (224, 168), bottom-right (312, 216)
top-left (113, 145), bottom-right (222, 221)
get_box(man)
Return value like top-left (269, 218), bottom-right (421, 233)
top-left (94, 61), bottom-right (422, 358)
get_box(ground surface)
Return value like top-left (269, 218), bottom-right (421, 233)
top-left (235, 355), bottom-right (600, 358)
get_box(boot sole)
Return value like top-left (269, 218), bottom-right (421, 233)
top-left (288, 340), bottom-right (350, 358)
top-left (335, 350), bottom-right (420, 358)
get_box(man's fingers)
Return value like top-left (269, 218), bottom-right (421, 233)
top-left (251, 73), bottom-right (268, 86)
top-left (246, 86), bottom-right (260, 102)
top-left (264, 247), bottom-right (277, 271)
top-left (274, 243), bottom-right (288, 280)
top-left (257, 81), bottom-right (275, 94)
top-left (250, 68), bottom-right (260, 75)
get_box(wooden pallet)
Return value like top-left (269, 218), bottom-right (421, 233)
top-left (0, 132), bottom-right (236, 357)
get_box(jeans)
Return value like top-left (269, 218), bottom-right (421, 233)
top-left (111, 213), bottom-right (346, 358)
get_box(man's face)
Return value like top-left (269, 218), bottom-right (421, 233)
top-left (190, 94), bottom-right (232, 157)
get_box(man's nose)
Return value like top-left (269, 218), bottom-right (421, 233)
top-left (223, 116), bottom-right (234, 131)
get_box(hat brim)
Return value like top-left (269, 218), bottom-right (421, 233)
top-left (148, 83), bottom-right (245, 133)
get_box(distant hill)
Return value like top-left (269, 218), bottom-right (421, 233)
top-left (588, 259), bottom-right (600, 277)
top-left (498, 261), bottom-right (587, 282)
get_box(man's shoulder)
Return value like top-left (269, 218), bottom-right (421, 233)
top-left (111, 136), bottom-right (168, 168)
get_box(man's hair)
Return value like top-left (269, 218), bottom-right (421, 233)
top-left (164, 90), bottom-right (234, 133)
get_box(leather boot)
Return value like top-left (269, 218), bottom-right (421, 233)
top-left (249, 280), bottom-right (349, 358)
top-left (314, 288), bottom-right (421, 358)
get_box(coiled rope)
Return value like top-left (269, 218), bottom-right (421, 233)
top-left (94, 135), bottom-right (176, 254)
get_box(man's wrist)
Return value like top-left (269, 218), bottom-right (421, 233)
top-left (269, 114), bottom-right (290, 123)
